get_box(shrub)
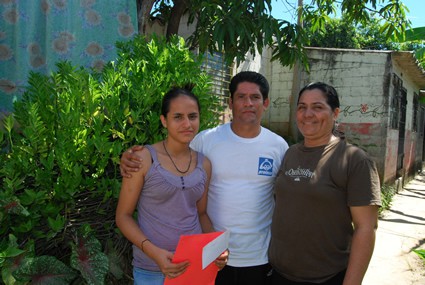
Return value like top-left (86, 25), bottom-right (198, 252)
top-left (0, 35), bottom-right (222, 284)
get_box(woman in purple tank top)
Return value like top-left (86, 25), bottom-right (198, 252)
top-left (116, 85), bottom-right (227, 284)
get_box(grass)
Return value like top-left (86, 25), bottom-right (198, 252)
top-left (379, 184), bottom-right (397, 215)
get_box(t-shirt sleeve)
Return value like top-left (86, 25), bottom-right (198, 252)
top-left (190, 132), bottom-right (203, 153)
top-left (346, 153), bottom-right (382, 207)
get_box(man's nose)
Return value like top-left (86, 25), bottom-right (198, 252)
top-left (243, 97), bottom-right (253, 106)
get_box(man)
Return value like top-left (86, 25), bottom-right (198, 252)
top-left (120, 71), bottom-right (289, 285)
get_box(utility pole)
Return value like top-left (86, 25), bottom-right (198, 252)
top-left (288, 0), bottom-right (303, 143)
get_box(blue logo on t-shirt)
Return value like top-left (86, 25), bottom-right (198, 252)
top-left (258, 157), bottom-right (273, 176)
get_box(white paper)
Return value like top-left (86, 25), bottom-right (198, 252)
top-left (201, 230), bottom-right (230, 269)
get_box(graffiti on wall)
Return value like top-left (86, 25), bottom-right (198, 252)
top-left (271, 97), bottom-right (290, 108)
top-left (341, 104), bottom-right (388, 118)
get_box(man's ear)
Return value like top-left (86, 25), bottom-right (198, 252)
top-left (263, 97), bottom-right (270, 109)
top-left (228, 96), bottom-right (233, 110)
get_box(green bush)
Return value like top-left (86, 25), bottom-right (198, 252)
top-left (0, 35), bottom-right (222, 284)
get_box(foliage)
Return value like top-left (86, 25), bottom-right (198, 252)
top-left (306, 17), bottom-right (360, 49)
top-left (379, 183), bottom-right (397, 215)
top-left (0, 35), bottom-right (222, 284)
top-left (307, 17), bottom-right (397, 50)
top-left (14, 255), bottom-right (77, 285)
top-left (413, 249), bottom-right (425, 264)
top-left (140, 0), bottom-right (410, 69)
top-left (186, 0), bottom-right (307, 67)
top-left (394, 26), bottom-right (425, 69)
top-left (413, 248), bottom-right (425, 278)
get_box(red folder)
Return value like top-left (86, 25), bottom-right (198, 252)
top-left (164, 231), bottom-right (226, 285)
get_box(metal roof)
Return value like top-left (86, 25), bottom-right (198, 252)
top-left (391, 51), bottom-right (425, 89)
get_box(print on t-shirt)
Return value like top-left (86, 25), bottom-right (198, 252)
top-left (258, 157), bottom-right (273, 176)
top-left (285, 167), bottom-right (314, 181)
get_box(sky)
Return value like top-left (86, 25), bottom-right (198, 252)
top-left (270, 0), bottom-right (425, 28)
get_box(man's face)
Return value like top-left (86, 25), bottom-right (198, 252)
top-left (229, 81), bottom-right (269, 126)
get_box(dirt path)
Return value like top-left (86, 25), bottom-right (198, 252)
top-left (363, 173), bottom-right (425, 285)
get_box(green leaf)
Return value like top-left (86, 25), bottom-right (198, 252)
top-left (13, 256), bottom-right (77, 284)
top-left (0, 234), bottom-right (25, 262)
top-left (3, 114), bottom-right (15, 140)
top-left (47, 214), bottom-right (65, 233)
top-left (403, 27), bottom-right (425, 42)
top-left (413, 249), bottom-right (425, 261)
top-left (1, 197), bottom-right (30, 216)
top-left (19, 189), bottom-right (46, 205)
top-left (70, 232), bottom-right (109, 285)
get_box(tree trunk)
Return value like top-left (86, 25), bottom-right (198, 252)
top-left (166, 0), bottom-right (189, 39)
top-left (137, 0), bottom-right (156, 34)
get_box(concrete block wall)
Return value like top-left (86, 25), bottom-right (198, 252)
top-left (265, 62), bottom-right (293, 138)
top-left (304, 49), bottom-right (389, 125)
top-left (299, 49), bottom-right (390, 176)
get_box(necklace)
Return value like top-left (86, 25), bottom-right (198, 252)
top-left (162, 141), bottom-right (192, 174)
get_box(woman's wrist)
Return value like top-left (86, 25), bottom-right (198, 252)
top-left (141, 238), bottom-right (151, 253)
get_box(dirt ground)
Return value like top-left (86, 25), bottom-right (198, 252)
top-left (363, 173), bottom-right (425, 285)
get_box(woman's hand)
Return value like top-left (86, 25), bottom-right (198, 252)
top-left (153, 247), bottom-right (190, 279)
top-left (119, 145), bottom-right (145, 178)
top-left (214, 249), bottom-right (229, 270)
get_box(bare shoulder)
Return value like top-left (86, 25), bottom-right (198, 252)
top-left (136, 147), bottom-right (151, 159)
top-left (135, 147), bottom-right (153, 174)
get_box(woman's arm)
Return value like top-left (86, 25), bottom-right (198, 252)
top-left (116, 149), bottom-right (189, 278)
top-left (197, 156), bottom-right (214, 233)
top-left (116, 150), bottom-right (147, 244)
top-left (344, 205), bottom-right (379, 285)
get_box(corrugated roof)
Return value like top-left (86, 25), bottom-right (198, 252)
top-left (391, 51), bottom-right (425, 89)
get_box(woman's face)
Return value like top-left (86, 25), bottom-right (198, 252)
top-left (160, 95), bottom-right (200, 144)
top-left (296, 88), bottom-right (339, 146)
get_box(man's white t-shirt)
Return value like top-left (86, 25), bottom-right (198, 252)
top-left (190, 123), bottom-right (288, 267)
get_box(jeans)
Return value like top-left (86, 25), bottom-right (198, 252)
top-left (133, 267), bottom-right (165, 285)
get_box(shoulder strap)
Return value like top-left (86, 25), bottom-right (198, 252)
top-left (144, 145), bottom-right (158, 163)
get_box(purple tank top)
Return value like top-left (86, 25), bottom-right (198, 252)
top-left (133, 145), bottom-right (207, 271)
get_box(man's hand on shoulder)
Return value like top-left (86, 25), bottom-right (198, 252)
top-left (119, 145), bottom-right (144, 178)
